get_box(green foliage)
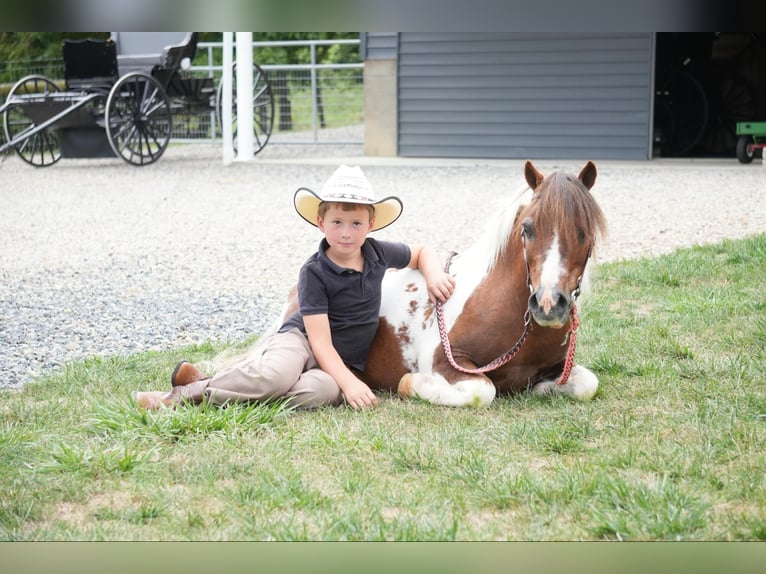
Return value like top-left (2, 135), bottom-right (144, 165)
top-left (0, 32), bottom-right (109, 61)
top-left (0, 32), bottom-right (358, 68)
top-left (257, 32), bottom-right (359, 65)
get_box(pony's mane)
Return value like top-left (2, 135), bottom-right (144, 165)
top-left (468, 171), bottom-right (607, 272)
top-left (466, 186), bottom-right (532, 272)
top-left (523, 171), bottom-right (608, 252)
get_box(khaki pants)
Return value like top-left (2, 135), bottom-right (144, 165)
top-left (205, 328), bottom-right (343, 410)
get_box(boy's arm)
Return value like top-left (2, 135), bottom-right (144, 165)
top-left (303, 313), bottom-right (379, 409)
top-left (408, 245), bottom-right (456, 303)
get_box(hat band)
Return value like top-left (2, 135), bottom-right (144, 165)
top-left (322, 192), bottom-right (373, 202)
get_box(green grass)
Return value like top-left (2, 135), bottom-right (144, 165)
top-left (1, 234), bottom-right (765, 540)
top-left (272, 80), bottom-right (364, 134)
top-left (168, 80), bottom-right (363, 140)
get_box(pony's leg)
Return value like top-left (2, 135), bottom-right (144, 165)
top-left (531, 365), bottom-right (599, 401)
top-left (398, 372), bottom-right (496, 408)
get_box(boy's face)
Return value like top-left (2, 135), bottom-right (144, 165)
top-left (317, 204), bottom-right (375, 256)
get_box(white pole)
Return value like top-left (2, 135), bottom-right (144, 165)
top-left (310, 42), bottom-right (318, 142)
top-left (222, 32), bottom-right (234, 165)
top-left (235, 32), bottom-right (254, 160)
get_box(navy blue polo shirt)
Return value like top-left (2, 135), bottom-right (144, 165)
top-left (279, 237), bottom-right (411, 371)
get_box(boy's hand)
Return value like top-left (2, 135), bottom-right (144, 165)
top-left (427, 271), bottom-right (456, 304)
top-left (342, 377), bottom-right (379, 409)
top-left (409, 245), bottom-right (457, 304)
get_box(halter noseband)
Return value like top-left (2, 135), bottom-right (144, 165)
top-left (434, 232), bottom-right (590, 384)
top-left (522, 228), bottom-right (591, 301)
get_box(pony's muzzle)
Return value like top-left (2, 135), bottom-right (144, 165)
top-left (528, 288), bottom-right (571, 328)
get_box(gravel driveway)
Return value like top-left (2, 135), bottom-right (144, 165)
top-left (2, 142), bottom-right (765, 389)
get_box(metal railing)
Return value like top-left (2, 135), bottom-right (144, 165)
top-left (0, 59), bottom-right (64, 84)
top-left (188, 38), bottom-right (364, 145)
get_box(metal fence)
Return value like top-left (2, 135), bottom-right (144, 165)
top-left (0, 59), bottom-right (64, 82)
top-left (190, 38), bottom-right (364, 145)
top-left (0, 38), bottom-right (364, 146)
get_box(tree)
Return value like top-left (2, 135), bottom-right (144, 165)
top-left (0, 33), bottom-right (109, 82)
top-left (0, 32), bottom-right (108, 61)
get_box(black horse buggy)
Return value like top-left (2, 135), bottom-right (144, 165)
top-left (0, 32), bottom-right (274, 167)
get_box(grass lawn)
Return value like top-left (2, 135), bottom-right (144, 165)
top-left (272, 79), bottom-right (364, 133)
top-left (1, 234), bottom-right (764, 541)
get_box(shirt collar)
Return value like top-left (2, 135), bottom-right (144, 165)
top-left (318, 238), bottom-right (380, 275)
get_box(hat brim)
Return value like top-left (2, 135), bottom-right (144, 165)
top-left (294, 187), bottom-right (403, 232)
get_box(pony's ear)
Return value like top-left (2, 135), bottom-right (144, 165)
top-left (524, 160), bottom-right (545, 190)
top-left (578, 161), bottom-right (597, 190)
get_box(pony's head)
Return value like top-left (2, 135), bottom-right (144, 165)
top-left (514, 160), bottom-right (607, 328)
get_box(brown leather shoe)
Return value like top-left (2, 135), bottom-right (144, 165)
top-left (133, 379), bottom-right (209, 410)
top-left (171, 361), bottom-right (206, 387)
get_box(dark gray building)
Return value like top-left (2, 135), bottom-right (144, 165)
top-left (361, 33), bottom-right (766, 161)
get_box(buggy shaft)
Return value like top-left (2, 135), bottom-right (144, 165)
top-left (0, 93), bottom-right (103, 156)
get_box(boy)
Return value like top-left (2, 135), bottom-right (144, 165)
top-left (134, 165), bottom-right (455, 410)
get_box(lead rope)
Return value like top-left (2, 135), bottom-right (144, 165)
top-left (555, 304), bottom-right (578, 385)
top-left (435, 250), bottom-right (579, 384)
top-left (435, 251), bottom-right (532, 375)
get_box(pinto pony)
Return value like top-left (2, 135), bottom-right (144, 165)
top-left (360, 160), bottom-right (607, 407)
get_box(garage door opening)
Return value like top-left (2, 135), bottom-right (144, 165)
top-left (653, 33), bottom-right (766, 158)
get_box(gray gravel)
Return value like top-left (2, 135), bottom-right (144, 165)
top-left (2, 141), bottom-right (765, 389)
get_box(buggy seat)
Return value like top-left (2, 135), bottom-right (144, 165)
top-left (63, 38), bottom-right (119, 91)
top-left (109, 32), bottom-right (197, 77)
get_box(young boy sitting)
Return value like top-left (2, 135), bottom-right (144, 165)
top-left (134, 165), bottom-right (455, 410)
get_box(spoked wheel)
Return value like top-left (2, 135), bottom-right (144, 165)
top-left (654, 69), bottom-right (709, 157)
top-left (2, 75), bottom-right (62, 167)
top-left (105, 72), bottom-right (172, 166)
top-left (216, 62), bottom-right (274, 155)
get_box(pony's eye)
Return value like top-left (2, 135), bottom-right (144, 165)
top-left (521, 220), bottom-right (535, 239)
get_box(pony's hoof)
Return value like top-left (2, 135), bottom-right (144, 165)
top-left (531, 366), bottom-right (599, 401)
top-left (531, 381), bottom-right (556, 396)
top-left (397, 374), bottom-right (414, 398)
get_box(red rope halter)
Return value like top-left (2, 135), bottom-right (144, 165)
top-left (435, 251), bottom-right (580, 385)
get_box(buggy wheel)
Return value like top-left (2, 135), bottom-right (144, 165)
top-left (2, 75), bottom-right (62, 167)
top-left (105, 72), bottom-right (172, 166)
top-left (654, 69), bottom-right (708, 157)
top-left (736, 135), bottom-right (755, 164)
top-left (216, 62), bottom-right (274, 155)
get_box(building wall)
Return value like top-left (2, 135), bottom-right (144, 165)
top-left (363, 32), bottom-right (655, 160)
top-left (360, 32), bottom-right (398, 61)
top-left (362, 32), bottom-right (399, 156)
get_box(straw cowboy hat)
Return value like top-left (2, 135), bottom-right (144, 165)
top-left (293, 165), bottom-right (403, 232)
